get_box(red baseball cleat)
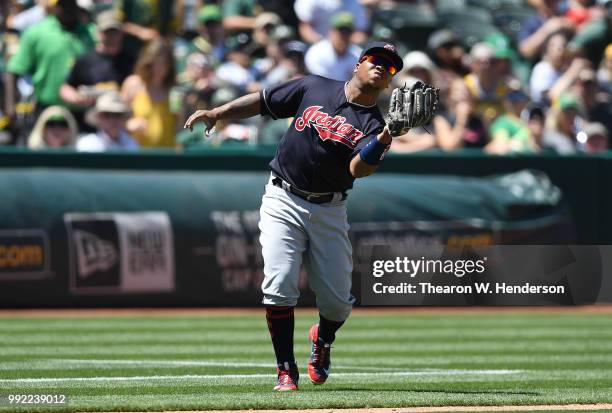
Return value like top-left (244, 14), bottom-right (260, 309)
top-left (273, 363), bottom-right (299, 391)
top-left (307, 324), bottom-right (331, 385)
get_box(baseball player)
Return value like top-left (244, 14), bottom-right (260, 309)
top-left (185, 41), bottom-right (438, 391)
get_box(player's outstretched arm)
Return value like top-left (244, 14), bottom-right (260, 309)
top-left (349, 127), bottom-right (392, 178)
top-left (183, 92), bottom-right (261, 134)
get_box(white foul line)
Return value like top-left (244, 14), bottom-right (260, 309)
top-left (0, 358), bottom-right (527, 374)
top-left (0, 370), bottom-right (523, 384)
top-left (0, 358), bottom-right (524, 384)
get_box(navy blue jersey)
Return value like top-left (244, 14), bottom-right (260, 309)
top-left (260, 75), bottom-right (385, 193)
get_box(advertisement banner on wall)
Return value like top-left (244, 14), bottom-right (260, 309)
top-left (64, 212), bottom-right (175, 295)
top-left (0, 168), bottom-right (590, 307)
top-left (0, 229), bottom-right (51, 281)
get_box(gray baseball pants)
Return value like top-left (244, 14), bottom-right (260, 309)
top-left (259, 174), bottom-right (354, 322)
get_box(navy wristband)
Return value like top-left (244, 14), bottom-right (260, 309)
top-left (359, 138), bottom-right (389, 165)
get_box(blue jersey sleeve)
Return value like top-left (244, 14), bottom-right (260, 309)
top-left (260, 76), bottom-right (308, 119)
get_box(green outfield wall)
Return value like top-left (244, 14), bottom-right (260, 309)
top-left (0, 147), bottom-right (609, 307)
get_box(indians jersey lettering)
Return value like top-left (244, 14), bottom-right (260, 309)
top-left (294, 106), bottom-right (365, 148)
top-left (260, 75), bottom-right (385, 193)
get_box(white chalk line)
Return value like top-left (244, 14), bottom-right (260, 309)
top-left (0, 370), bottom-right (523, 384)
top-left (0, 358), bottom-right (526, 374)
top-left (0, 358), bottom-right (523, 384)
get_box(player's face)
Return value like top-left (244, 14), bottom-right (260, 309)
top-left (357, 54), bottom-right (395, 88)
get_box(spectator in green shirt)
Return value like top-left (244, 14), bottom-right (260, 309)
top-left (185, 5), bottom-right (226, 67)
top-left (486, 81), bottom-right (535, 154)
top-left (4, 0), bottom-right (94, 121)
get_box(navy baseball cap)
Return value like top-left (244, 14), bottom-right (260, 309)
top-left (359, 41), bottom-right (403, 72)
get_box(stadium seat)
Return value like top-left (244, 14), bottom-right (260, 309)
top-left (435, 0), bottom-right (468, 11)
top-left (492, 6), bottom-right (538, 41)
top-left (375, 4), bottom-right (438, 27)
top-left (467, 0), bottom-right (526, 10)
top-left (437, 7), bottom-right (493, 26)
top-left (445, 21), bottom-right (505, 48)
top-left (373, 4), bottom-right (440, 51)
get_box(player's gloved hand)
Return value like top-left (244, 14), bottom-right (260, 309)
top-left (385, 81), bottom-right (440, 137)
top-left (184, 109), bottom-right (218, 137)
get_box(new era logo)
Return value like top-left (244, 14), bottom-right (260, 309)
top-left (73, 229), bottom-right (118, 278)
top-left (65, 212), bottom-right (174, 294)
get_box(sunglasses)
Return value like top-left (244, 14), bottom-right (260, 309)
top-left (361, 55), bottom-right (397, 75)
top-left (46, 120), bottom-right (69, 128)
top-left (337, 26), bottom-right (354, 35)
top-left (100, 112), bottom-right (126, 119)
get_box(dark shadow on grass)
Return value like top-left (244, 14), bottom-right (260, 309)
top-left (319, 387), bottom-right (540, 396)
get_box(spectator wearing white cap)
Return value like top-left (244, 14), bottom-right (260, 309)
top-left (395, 51), bottom-right (437, 88)
top-left (577, 122), bottom-right (609, 152)
top-left (77, 91), bottom-right (139, 152)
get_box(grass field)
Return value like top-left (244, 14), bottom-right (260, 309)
top-left (1, 309), bottom-right (611, 412)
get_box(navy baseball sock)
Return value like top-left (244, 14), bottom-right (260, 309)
top-left (265, 305), bottom-right (296, 368)
top-left (318, 314), bottom-right (345, 344)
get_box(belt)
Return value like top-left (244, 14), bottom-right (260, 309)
top-left (271, 176), bottom-right (347, 204)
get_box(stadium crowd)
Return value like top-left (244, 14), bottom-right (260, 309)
top-left (0, 0), bottom-right (610, 153)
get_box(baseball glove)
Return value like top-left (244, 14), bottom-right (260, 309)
top-left (385, 81), bottom-right (440, 137)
